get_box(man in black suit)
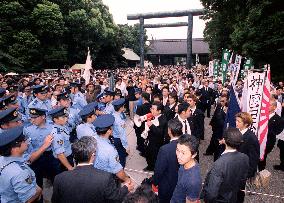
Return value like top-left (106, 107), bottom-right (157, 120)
top-left (52, 136), bottom-right (133, 203)
top-left (199, 80), bottom-right (213, 117)
top-left (185, 93), bottom-right (205, 140)
top-left (205, 96), bottom-right (227, 157)
top-left (202, 128), bottom-right (249, 203)
top-left (144, 101), bottom-right (168, 171)
top-left (153, 119), bottom-right (182, 203)
top-left (135, 92), bottom-right (152, 155)
top-left (259, 99), bottom-right (284, 171)
top-left (172, 102), bottom-right (192, 136)
top-left (163, 92), bottom-right (178, 121)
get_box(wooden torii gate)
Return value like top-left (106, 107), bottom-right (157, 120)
top-left (127, 9), bottom-right (204, 68)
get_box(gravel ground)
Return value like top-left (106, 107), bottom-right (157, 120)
top-left (43, 116), bottom-right (284, 203)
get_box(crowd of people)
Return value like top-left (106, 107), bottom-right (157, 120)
top-left (0, 65), bottom-right (283, 203)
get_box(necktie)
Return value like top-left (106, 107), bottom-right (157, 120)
top-left (184, 120), bottom-right (188, 134)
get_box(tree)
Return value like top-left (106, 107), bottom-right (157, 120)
top-left (118, 24), bottom-right (148, 56)
top-left (0, 0), bottom-right (141, 72)
top-left (201, 0), bottom-right (284, 80)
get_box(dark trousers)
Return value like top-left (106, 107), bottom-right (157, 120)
top-left (30, 151), bottom-right (58, 187)
top-left (135, 126), bottom-right (145, 154)
top-left (258, 144), bottom-right (274, 171)
top-left (201, 102), bottom-right (211, 117)
top-left (214, 144), bottom-right (225, 161)
top-left (113, 138), bottom-right (127, 168)
top-left (145, 141), bottom-right (161, 170)
top-left (206, 136), bottom-right (219, 155)
top-left (277, 140), bottom-right (284, 166)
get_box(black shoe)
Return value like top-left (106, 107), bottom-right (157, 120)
top-left (273, 165), bottom-right (284, 171)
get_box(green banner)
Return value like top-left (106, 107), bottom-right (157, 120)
top-left (213, 59), bottom-right (220, 80)
top-left (244, 58), bottom-right (253, 70)
top-left (221, 49), bottom-right (231, 84)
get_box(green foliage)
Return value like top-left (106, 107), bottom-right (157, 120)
top-left (201, 0), bottom-right (284, 80)
top-left (118, 24), bottom-right (148, 56)
top-left (0, 0), bottom-right (147, 72)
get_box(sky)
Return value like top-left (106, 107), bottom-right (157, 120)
top-left (102, 0), bottom-right (206, 40)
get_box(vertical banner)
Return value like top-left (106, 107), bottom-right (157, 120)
top-left (243, 58), bottom-right (254, 78)
top-left (246, 71), bottom-right (266, 134)
top-left (257, 65), bottom-right (270, 160)
top-left (208, 61), bottom-right (214, 77)
top-left (213, 59), bottom-right (219, 80)
top-left (232, 54), bottom-right (242, 85)
top-left (221, 49), bottom-right (231, 84)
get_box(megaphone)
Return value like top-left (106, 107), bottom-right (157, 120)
top-left (133, 113), bottom-right (153, 127)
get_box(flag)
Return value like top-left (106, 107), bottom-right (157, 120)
top-left (213, 59), bottom-right (219, 80)
top-left (82, 47), bottom-right (92, 84)
top-left (225, 86), bottom-right (241, 128)
top-left (208, 61), bottom-right (214, 77)
top-left (232, 54), bottom-right (242, 85)
top-left (246, 71), bottom-right (266, 134)
top-left (221, 49), bottom-right (231, 84)
top-left (257, 65), bottom-right (270, 160)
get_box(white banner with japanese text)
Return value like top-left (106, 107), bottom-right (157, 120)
top-left (246, 71), bottom-right (266, 134)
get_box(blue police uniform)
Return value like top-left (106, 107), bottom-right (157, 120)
top-left (93, 114), bottom-right (123, 174)
top-left (23, 108), bottom-right (58, 187)
top-left (76, 102), bottom-right (98, 139)
top-left (66, 106), bottom-right (80, 132)
top-left (112, 98), bottom-right (129, 167)
top-left (71, 92), bottom-right (87, 111)
top-left (94, 136), bottom-right (123, 174)
top-left (28, 85), bottom-right (52, 111)
top-left (48, 107), bottom-right (73, 172)
top-left (0, 156), bottom-right (37, 203)
top-left (104, 102), bottom-right (115, 114)
top-left (28, 97), bottom-right (52, 111)
top-left (0, 126), bottom-right (38, 203)
top-left (51, 124), bottom-right (72, 159)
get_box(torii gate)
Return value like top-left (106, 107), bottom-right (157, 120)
top-left (127, 9), bottom-right (204, 68)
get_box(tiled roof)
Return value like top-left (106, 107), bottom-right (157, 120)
top-left (147, 38), bottom-right (209, 55)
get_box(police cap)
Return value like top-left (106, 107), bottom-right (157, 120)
top-left (78, 102), bottom-right (98, 118)
top-left (48, 107), bottom-right (68, 118)
top-left (0, 107), bottom-right (21, 125)
top-left (57, 92), bottom-right (69, 101)
top-left (93, 114), bottom-right (114, 131)
top-left (0, 126), bottom-right (25, 147)
top-left (29, 108), bottom-right (47, 118)
top-left (33, 85), bottom-right (48, 94)
top-left (112, 98), bottom-right (125, 106)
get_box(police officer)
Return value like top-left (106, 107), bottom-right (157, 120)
top-left (57, 92), bottom-right (80, 141)
top-left (0, 107), bottom-right (22, 133)
top-left (48, 107), bottom-right (74, 172)
top-left (76, 102), bottom-right (98, 139)
top-left (103, 90), bottom-right (115, 115)
top-left (93, 114), bottom-right (131, 183)
top-left (69, 82), bottom-right (87, 111)
top-left (29, 85), bottom-right (52, 111)
top-left (112, 98), bottom-right (129, 167)
top-left (4, 94), bottom-right (29, 125)
top-left (0, 126), bottom-right (42, 202)
top-left (23, 108), bottom-right (55, 187)
top-left (96, 93), bottom-right (106, 113)
top-left (7, 85), bottom-right (26, 115)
